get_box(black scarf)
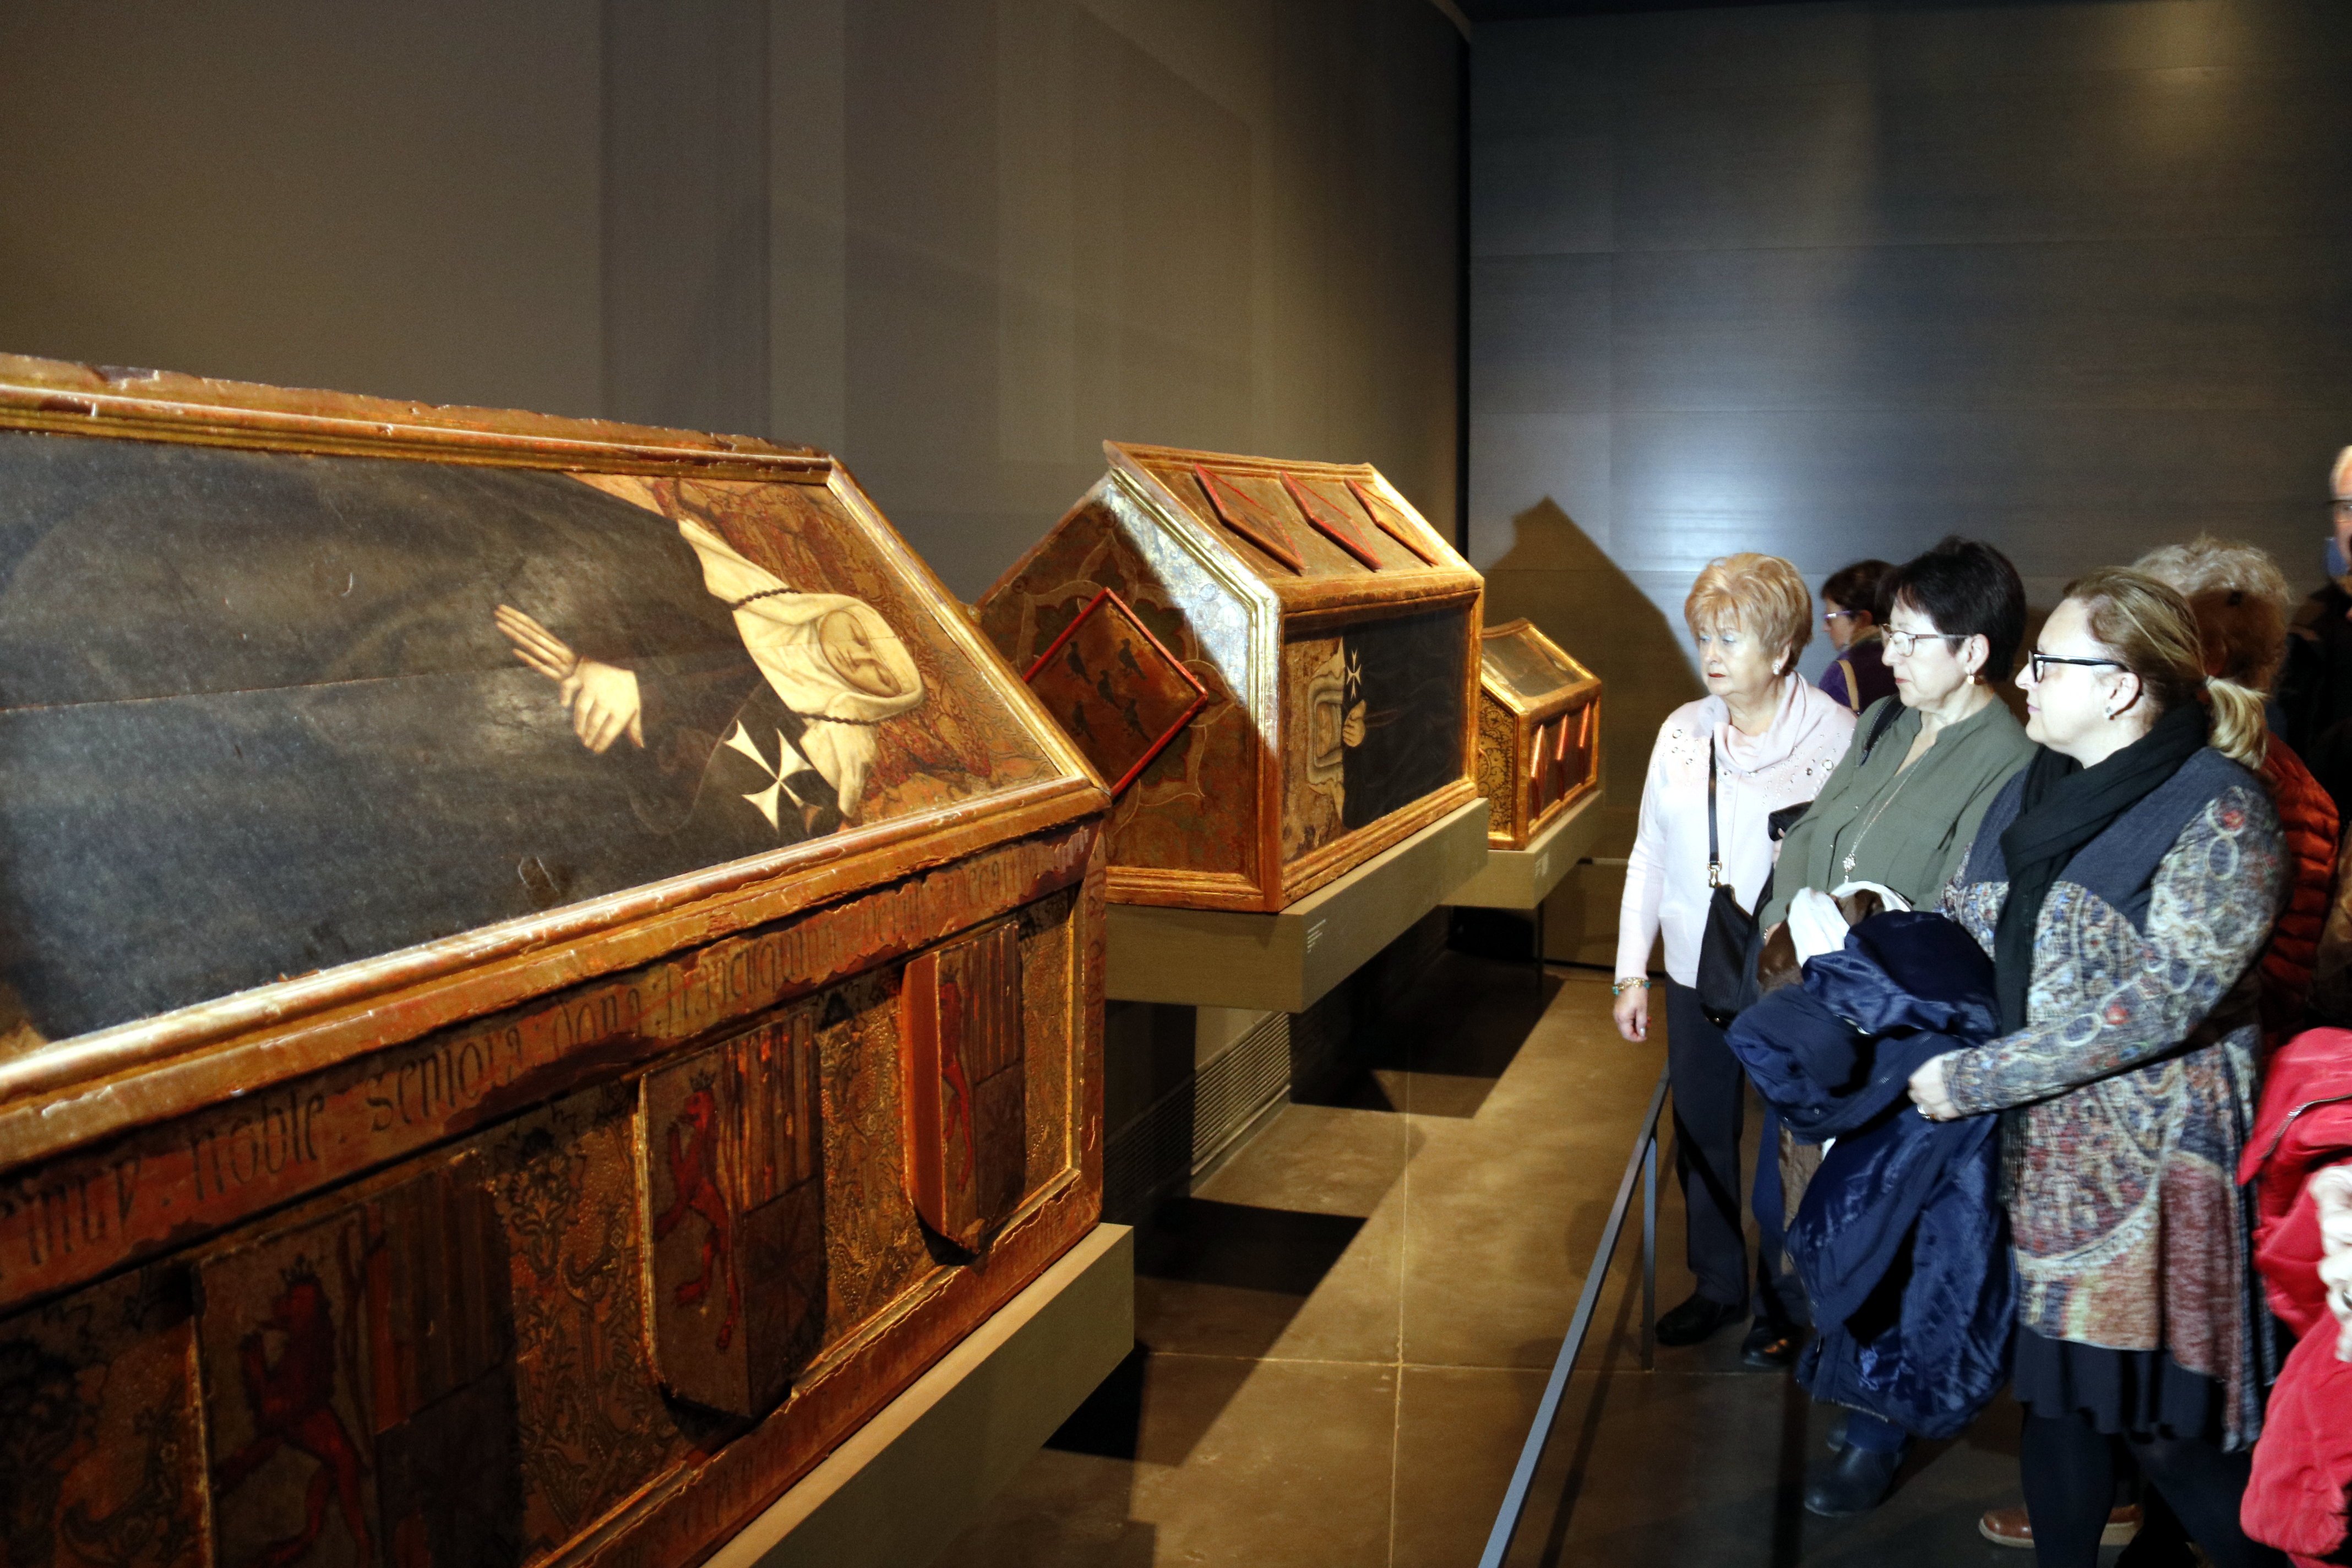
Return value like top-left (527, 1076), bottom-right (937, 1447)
top-left (1992, 701), bottom-right (2208, 1032)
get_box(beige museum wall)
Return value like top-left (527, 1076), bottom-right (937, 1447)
top-left (0, 0), bottom-right (1463, 601)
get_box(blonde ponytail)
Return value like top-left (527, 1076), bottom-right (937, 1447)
top-left (2066, 565), bottom-right (2273, 766)
top-left (2203, 675), bottom-right (2268, 768)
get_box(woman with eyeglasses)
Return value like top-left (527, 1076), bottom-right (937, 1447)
top-left (1909, 569), bottom-right (2288, 1568)
top-left (1614, 553), bottom-right (1854, 1353)
top-left (1749, 536), bottom-right (2035, 1515)
top-left (1967, 537), bottom-right (2339, 1557)
top-left (1818, 559), bottom-right (1899, 715)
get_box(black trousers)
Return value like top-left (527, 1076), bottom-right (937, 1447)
top-left (1662, 977), bottom-right (1750, 1307)
top-left (2019, 1411), bottom-right (2285, 1568)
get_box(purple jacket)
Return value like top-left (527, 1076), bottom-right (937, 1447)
top-left (1821, 635), bottom-right (1897, 715)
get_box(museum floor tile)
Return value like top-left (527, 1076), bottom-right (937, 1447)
top-left (944, 955), bottom-right (2111, 1567)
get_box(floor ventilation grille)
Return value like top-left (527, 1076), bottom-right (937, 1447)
top-left (1103, 1011), bottom-right (1290, 1223)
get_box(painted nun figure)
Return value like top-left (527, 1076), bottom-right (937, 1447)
top-left (498, 514), bottom-right (926, 842)
top-left (0, 437), bottom-right (927, 1040)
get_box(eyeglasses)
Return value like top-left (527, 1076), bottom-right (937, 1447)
top-left (1823, 608), bottom-right (1864, 623)
top-left (1882, 628), bottom-right (1964, 657)
top-left (2026, 651), bottom-right (2124, 683)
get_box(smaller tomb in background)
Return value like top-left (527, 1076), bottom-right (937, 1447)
top-left (979, 441), bottom-right (1484, 912)
top-left (1478, 617), bottom-right (1602, 850)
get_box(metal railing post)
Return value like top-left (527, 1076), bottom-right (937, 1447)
top-left (1641, 1134), bottom-right (1658, 1373)
top-left (1477, 1062), bottom-right (1671, 1568)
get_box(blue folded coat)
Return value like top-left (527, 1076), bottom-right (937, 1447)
top-left (1725, 911), bottom-right (2016, 1439)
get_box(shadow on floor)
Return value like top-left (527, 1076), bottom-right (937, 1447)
top-left (952, 959), bottom-right (2061, 1568)
top-left (1046, 1343), bottom-right (1152, 1461)
top-left (1134, 1197), bottom-right (1366, 1297)
top-left (1049, 1197), bottom-right (1381, 1466)
top-left (1298, 946), bottom-right (1561, 1118)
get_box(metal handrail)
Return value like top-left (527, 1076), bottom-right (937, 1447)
top-left (1478, 1060), bottom-right (1669, 1568)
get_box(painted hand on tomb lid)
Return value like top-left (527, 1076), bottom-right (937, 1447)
top-left (496, 604), bottom-right (646, 754)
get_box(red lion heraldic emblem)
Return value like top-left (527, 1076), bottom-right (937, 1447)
top-left (652, 1080), bottom-right (738, 1351)
top-left (638, 1006), bottom-right (827, 1417)
top-left (198, 1157), bottom-right (524, 1568)
top-left (213, 1271), bottom-right (371, 1568)
top-left (899, 920), bottom-right (1028, 1250)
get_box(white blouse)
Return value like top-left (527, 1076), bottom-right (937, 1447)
top-left (1616, 678), bottom-right (1856, 988)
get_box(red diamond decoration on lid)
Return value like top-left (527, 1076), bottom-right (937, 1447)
top-left (1023, 589), bottom-right (1210, 796)
top-left (1191, 465), bottom-right (1305, 573)
top-left (1282, 472), bottom-right (1383, 570)
top-left (1345, 478), bottom-right (1440, 565)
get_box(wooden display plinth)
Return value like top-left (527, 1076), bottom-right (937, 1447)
top-left (712, 1223), bottom-right (1135, 1568)
top-left (1446, 791), bottom-right (1604, 911)
top-left (1104, 798), bottom-right (1489, 1012)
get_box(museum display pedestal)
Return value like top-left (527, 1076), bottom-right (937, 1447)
top-left (1447, 790), bottom-right (1603, 911)
top-left (1104, 797), bottom-right (1489, 1012)
top-left (710, 1222), bottom-right (1135, 1568)
top-left (1445, 791), bottom-right (1604, 993)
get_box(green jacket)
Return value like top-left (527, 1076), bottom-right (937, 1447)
top-left (1759, 694), bottom-right (2034, 929)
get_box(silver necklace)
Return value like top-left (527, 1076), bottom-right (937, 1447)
top-left (1841, 734), bottom-right (1926, 877)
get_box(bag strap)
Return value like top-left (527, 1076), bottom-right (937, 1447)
top-left (1836, 658), bottom-right (1861, 713)
top-left (1706, 738), bottom-right (1723, 888)
top-left (1855, 697), bottom-right (1905, 764)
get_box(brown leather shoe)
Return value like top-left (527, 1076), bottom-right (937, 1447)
top-left (1977, 1504), bottom-right (2142, 1549)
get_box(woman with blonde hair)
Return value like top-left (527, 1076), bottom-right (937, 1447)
top-left (2134, 536), bottom-right (2337, 1044)
top-left (1910, 568), bottom-right (2288, 1568)
top-left (1616, 553), bottom-right (1854, 1347)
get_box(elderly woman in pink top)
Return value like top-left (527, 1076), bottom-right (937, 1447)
top-left (1614, 553), bottom-right (1855, 1348)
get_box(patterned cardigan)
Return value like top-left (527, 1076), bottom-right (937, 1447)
top-left (1940, 748), bottom-right (2286, 1448)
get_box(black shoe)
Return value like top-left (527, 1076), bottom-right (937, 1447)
top-left (1803, 1442), bottom-right (1903, 1517)
top-left (1654, 1293), bottom-right (1747, 1347)
top-left (1739, 1319), bottom-right (1801, 1369)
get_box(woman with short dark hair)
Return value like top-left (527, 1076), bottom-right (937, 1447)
top-left (1820, 558), bottom-right (1897, 714)
top-left (1752, 536), bottom-right (2036, 1514)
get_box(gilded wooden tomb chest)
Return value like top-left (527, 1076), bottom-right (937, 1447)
top-left (978, 441), bottom-right (1482, 912)
top-left (1477, 618), bottom-right (1602, 850)
top-left (0, 356), bottom-right (1109, 1568)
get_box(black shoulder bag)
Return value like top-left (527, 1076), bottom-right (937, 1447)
top-left (1694, 739), bottom-right (1760, 1026)
top-left (1693, 736), bottom-right (1826, 1026)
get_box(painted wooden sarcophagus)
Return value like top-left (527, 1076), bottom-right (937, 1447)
top-left (977, 442), bottom-right (1482, 912)
top-left (0, 357), bottom-right (1108, 1568)
top-left (1478, 617), bottom-right (1602, 850)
